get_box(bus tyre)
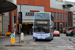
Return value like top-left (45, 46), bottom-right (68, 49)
top-left (48, 39), bottom-right (51, 41)
top-left (35, 39), bottom-right (36, 41)
top-left (51, 38), bottom-right (53, 40)
top-left (51, 38), bottom-right (53, 41)
top-left (66, 34), bottom-right (68, 36)
top-left (52, 35), bottom-right (54, 40)
top-left (7, 35), bottom-right (10, 37)
top-left (35, 39), bottom-right (38, 41)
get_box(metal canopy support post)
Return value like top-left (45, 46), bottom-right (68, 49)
top-left (19, 5), bottom-right (21, 43)
top-left (19, 24), bottom-right (20, 43)
top-left (2, 13), bottom-right (3, 36)
top-left (18, 4), bottom-right (22, 43)
top-left (12, 11), bottom-right (14, 33)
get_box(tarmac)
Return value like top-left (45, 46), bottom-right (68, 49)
top-left (69, 36), bottom-right (75, 43)
top-left (1, 34), bottom-right (75, 46)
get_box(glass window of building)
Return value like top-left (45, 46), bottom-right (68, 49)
top-left (54, 22), bottom-right (56, 30)
top-left (63, 13), bottom-right (64, 20)
top-left (66, 22), bottom-right (67, 29)
top-left (64, 14), bottom-right (65, 20)
top-left (54, 12), bottom-right (56, 20)
top-left (60, 13), bottom-right (62, 20)
top-left (68, 16), bottom-right (70, 27)
top-left (63, 22), bottom-right (65, 27)
top-left (51, 12), bottom-right (53, 16)
top-left (14, 16), bottom-right (16, 23)
top-left (57, 13), bottom-right (59, 20)
top-left (66, 14), bottom-right (67, 20)
top-left (60, 22), bottom-right (63, 33)
top-left (57, 22), bottom-right (59, 31)
top-left (51, 12), bottom-right (52, 14)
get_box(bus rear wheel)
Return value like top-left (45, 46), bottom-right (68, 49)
top-left (7, 35), bottom-right (10, 37)
top-left (35, 39), bottom-right (38, 41)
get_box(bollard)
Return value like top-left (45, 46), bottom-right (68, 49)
top-left (5, 34), bottom-right (6, 37)
top-left (14, 32), bottom-right (15, 36)
top-left (11, 33), bottom-right (15, 44)
top-left (21, 32), bottom-right (24, 42)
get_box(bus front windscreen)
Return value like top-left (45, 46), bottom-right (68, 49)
top-left (34, 26), bottom-right (49, 33)
top-left (35, 13), bottom-right (50, 20)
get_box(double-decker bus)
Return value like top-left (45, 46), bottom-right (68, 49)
top-left (33, 12), bottom-right (54, 40)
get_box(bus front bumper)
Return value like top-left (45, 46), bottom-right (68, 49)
top-left (33, 36), bottom-right (50, 39)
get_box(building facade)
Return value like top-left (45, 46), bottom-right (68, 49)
top-left (10, 0), bottom-right (50, 34)
top-left (50, 8), bottom-right (68, 32)
top-left (17, 5), bottom-right (44, 34)
top-left (9, 0), bottom-right (75, 34)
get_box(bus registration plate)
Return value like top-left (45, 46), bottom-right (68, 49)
top-left (40, 38), bottom-right (43, 39)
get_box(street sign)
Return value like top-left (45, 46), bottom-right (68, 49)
top-left (11, 34), bottom-right (15, 37)
top-left (11, 34), bottom-right (15, 44)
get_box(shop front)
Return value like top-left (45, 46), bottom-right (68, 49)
top-left (22, 23), bottom-right (33, 35)
top-left (17, 5), bottom-right (44, 34)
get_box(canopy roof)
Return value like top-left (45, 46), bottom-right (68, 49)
top-left (63, 4), bottom-right (73, 8)
top-left (0, 0), bottom-right (17, 14)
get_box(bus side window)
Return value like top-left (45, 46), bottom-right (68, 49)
top-left (51, 27), bottom-right (54, 32)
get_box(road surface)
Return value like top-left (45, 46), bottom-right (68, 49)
top-left (0, 34), bottom-right (75, 50)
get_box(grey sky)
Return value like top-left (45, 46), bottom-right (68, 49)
top-left (63, 0), bottom-right (75, 2)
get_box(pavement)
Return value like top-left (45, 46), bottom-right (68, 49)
top-left (0, 36), bottom-right (5, 37)
top-left (0, 34), bottom-right (32, 47)
top-left (0, 34), bottom-right (32, 37)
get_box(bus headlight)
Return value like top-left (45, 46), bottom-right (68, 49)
top-left (47, 35), bottom-right (49, 36)
top-left (34, 34), bottom-right (36, 36)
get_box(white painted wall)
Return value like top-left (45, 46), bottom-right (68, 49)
top-left (7, 0), bottom-right (17, 5)
top-left (50, 0), bottom-right (75, 11)
top-left (70, 6), bottom-right (75, 12)
top-left (50, 0), bottom-right (64, 10)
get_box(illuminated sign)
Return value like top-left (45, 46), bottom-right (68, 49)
top-left (37, 21), bottom-right (48, 24)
